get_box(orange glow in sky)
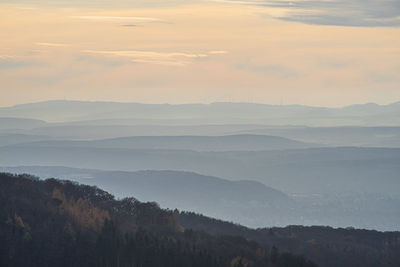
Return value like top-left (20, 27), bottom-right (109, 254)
top-left (1, 1), bottom-right (399, 107)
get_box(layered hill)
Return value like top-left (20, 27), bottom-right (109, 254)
top-left (1, 100), bottom-right (400, 125)
top-left (0, 146), bottom-right (399, 195)
top-left (9, 134), bottom-right (318, 151)
top-left (2, 166), bottom-right (399, 231)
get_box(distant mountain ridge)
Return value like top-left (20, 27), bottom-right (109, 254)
top-left (0, 146), bottom-right (398, 196)
top-left (0, 117), bottom-right (46, 130)
top-left (1, 100), bottom-right (400, 125)
top-left (0, 133), bottom-right (56, 147)
top-left (9, 134), bottom-right (319, 151)
top-left (2, 123), bottom-right (400, 147)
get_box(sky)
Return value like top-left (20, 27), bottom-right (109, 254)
top-left (0, 0), bottom-right (399, 107)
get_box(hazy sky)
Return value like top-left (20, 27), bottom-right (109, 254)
top-left (1, 0), bottom-right (399, 107)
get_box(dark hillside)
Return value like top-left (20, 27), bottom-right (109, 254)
top-left (176, 212), bottom-right (400, 267)
top-left (0, 173), bottom-right (317, 267)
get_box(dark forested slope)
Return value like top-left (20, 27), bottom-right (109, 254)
top-left (0, 173), bottom-right (317, 267)
top-left (176, 212), bottom-right (400, 267)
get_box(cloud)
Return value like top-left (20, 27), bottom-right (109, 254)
top-left (36, 42), bottom-right (70, 47)
top-left (1, 0), bottom-right (195, 8)
top-left (217, 0), bottom-right (400, 27)
top-left (208, 50), bottom-right (228, 55)
top-left (82, 50), bottom-right (220, 66)
top-left (71, 16), bottom-right (165, 23)
top-left (213, 0), bottom-right (260, 5)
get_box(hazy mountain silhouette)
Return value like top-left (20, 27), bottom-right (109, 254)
top-left (2, 113), bottom-right (400, 147)
top-left (0, 117), bottom-right (46, 130)
top-left (10, 134), bottom-right (319, 151)
top-left (235, 126), bottom-right (400, 147)
top-left (1, 100), bottom-right (400, 231)
top-left (0, 146), bottom-right (398, 195)
top-left (0, 133), bottom-right (57, 147)
top-left (1, 100), bottom-right (400, 125)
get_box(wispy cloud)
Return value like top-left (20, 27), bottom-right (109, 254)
top-left (71, 16), bottom-right (165, 23)
top-left (121, 24), bottom-right (139, 27)
top-left (216, 0), bottom-right (400, 27)
top-left (36, 42), bottom-right (70, 47)
top-left (82, 50), bottom-right (221, 66)
top-left (213, 0), bottom-right (260, 5)
top-left (208, 50), bottom-right (228, 55)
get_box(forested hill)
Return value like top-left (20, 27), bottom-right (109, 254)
top-left (0, 172), bottom-right (317, 267)
top-left (2, 172), bottom-right (399, 267)
top-left (176, 212), bottom-right (400, 267)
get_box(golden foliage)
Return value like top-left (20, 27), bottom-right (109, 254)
top-left (231, 256), bottom-right (252, 267)
top-left (52, 188), bottom-right (110, 232)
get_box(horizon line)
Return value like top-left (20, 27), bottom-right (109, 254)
top-left (1, 99), bottom-right (399, 109)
